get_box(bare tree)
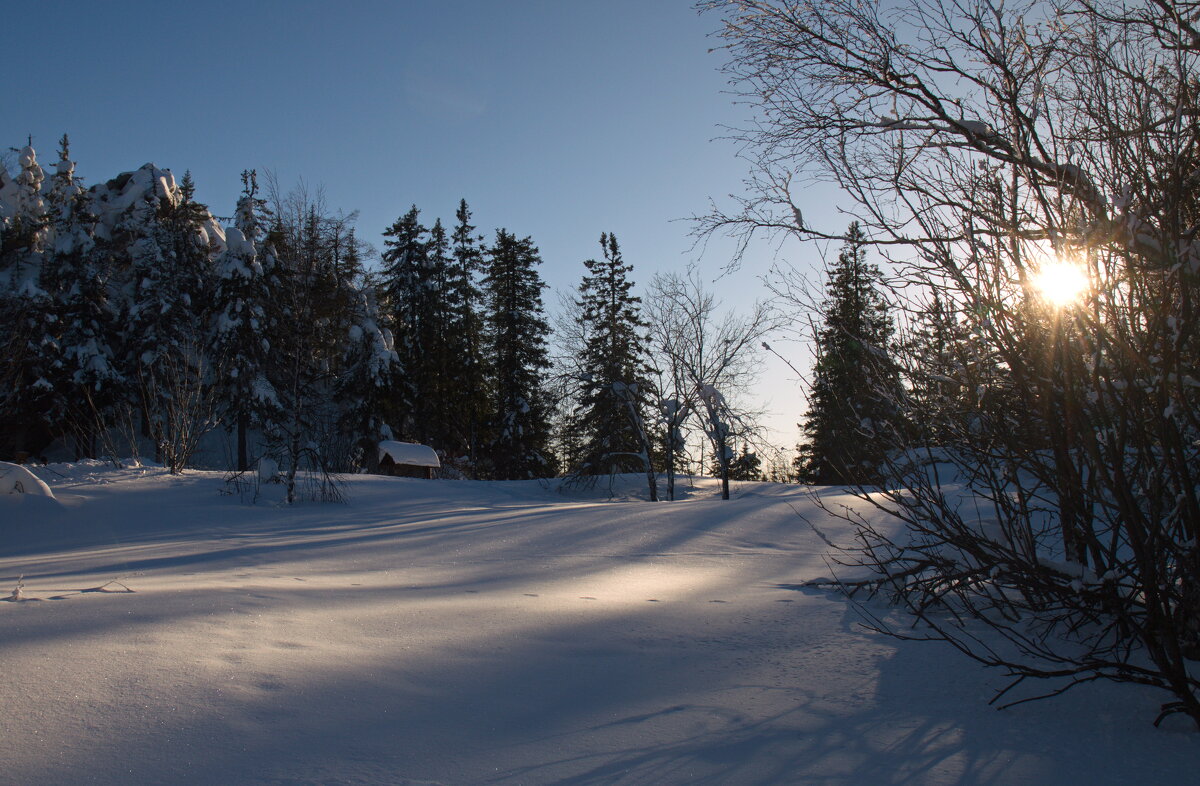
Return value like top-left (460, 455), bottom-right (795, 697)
top-left (547, 290), bottom-right (589, 473)
top-left (645, 270), bottom-right (778, 499)
top-left (701, 0), bottom-right (1200, 725)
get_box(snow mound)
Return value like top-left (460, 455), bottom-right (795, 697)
top-left (0, 462), bottom-right (55, 498)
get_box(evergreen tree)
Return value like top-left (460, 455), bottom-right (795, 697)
top-left (727, 443), bottom-right (763, 481)
top-left (263, 187), bottom-right (363, 493)
top-left (423, 218), bottom-right (459, 451)
top-left (114, 167), bottom-right (186, 383)
top-left (1, 143), bottom-right (49, 287)
top-left (118, 168), bottom-right (219, 467)
top-left (796, 222), bottom-right (902, 485)
top-left (45, 136), bottom-right (118, 457)
top-left (0, 143), bottom-right (388, 473)
top-left (318, 211), bottom-right (371, 387)
top-left (571, 233), bottom-right (655, 492)
top-left (447, 199), bottom-right (490, 470)
top-left (210, 171), bottom-right (279, 471)
top-left (709, 442), bottom-right (762, 480)
top-left (899, 289), bottom-right (987, 447)
top-left (482, 229), bottom-right (552, 479)
top-left (381, 203), bottom-right (494, 467)
top-left (336, 285), bottom-right (399, 473)
top-left (381, 206), bottom-right (436, 443)
top-left (0, 144), bottom-right (55, 457)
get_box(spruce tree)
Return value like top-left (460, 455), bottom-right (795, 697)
top-left (336, 285), bottom-right (399, 473)
top-left (482, 229), bottom-right (552, 479)
top-left (380, 202), bottom-right (494, 468)
top-left (119, 168), bottom-right (219, 468)
top-left (711, 442), bottom-right (763, 482)
top-left (0, 144), bottom-right (55, 456)
top-left (447, 199), bottom-right (490, 471)
top-left (115, 167), bottom-right (185, 393)
top-left (210, 171), bottom-right (279, 471)
top-left (423, 218), bottom-right (459, 452)
top-left (571, 233), bottom-right (655, 492)
top-left (796, 222), bottom-right (902, 485)
top-left (381, 206), bottom-right (435, 443)
top-left (899, 290), bottom-right (982, 447)
top-left (1, 143), bottom-right (49, 288)
top-left (45, 136), bottom-right (118, 457)
top-left (727, 443), bottom-right (763, 481)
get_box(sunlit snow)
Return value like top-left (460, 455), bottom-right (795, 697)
top-left (1, 466), bottom-right (1197, 784)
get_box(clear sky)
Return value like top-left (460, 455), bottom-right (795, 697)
top-left (6, 0), bottom-right (847, 453)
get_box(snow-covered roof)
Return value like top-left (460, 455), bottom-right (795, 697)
top-left (378, 441), bottom-right (440, 468)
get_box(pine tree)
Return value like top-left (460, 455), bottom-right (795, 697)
top-left (447, 199), bottom-right (490, 471)
top-left (482, 229), bottom-right (552, 479)
top-left (45, 136), bottom-right (119, 457)
top-left (424, 218), bottom-right (459, 452)
top-left (727, 443), bottom-right (763, 481)
top-left (0, 144), bottom-right (55, 457)
top-left (571, 233), bottom-right (655, 495)
top-left (381, 206), bottom-right (436, 443)
top-left (210, 171), bottom-right (279, 471)
top-left (796, 222), bottom-right (902, 485)
top-left (117, 168), bottom-right (219, 468)
top-left (336, 284), bottom-right (399, 472)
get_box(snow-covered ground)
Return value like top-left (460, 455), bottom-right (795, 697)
top-left (1, 464), bottom-right (1196, 785)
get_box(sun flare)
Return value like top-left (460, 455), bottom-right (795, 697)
top-left (1033, 261), bottom-right (1089, 307)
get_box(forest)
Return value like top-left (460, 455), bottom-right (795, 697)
top-left (0, 141), bottom-right (780, 502)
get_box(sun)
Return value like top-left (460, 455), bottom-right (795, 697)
top-left (1033, 261), bottom-right (1089, 307)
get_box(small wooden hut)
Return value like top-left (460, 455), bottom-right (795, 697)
top-left (377, 441), bottom-right (441, 479)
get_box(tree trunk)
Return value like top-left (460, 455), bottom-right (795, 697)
top-left (237, 410), bottom-right (248, 473)
top-left (643, 451), bottom-right (658, 502)
top-left (665, 441), bottom-right (676, 501)
top-left (721, 459), bottom-right (730, 501)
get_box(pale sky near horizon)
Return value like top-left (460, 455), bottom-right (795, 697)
top-left (6, 0), bottom-right (853, 455)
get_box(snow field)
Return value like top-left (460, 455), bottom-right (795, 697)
top-left (1, 466), bottom-right (1197, 784)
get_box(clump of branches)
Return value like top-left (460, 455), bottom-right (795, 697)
top-left (138, 341), bottom-right (223, 474)
top-left (703, 0), bottom-right (1200, 726)
top-left (644, 270), bottom-right (779, 499)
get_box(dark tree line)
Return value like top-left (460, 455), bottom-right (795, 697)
top-left (378, 203), bottom-right (553, 480)
top-left (0, 138), bottom-right (786, 499)
top-left (0, 141), bottom-right (559, 482)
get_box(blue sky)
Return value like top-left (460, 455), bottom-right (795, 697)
top-left (7, 0), bottom-right (847, 450)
